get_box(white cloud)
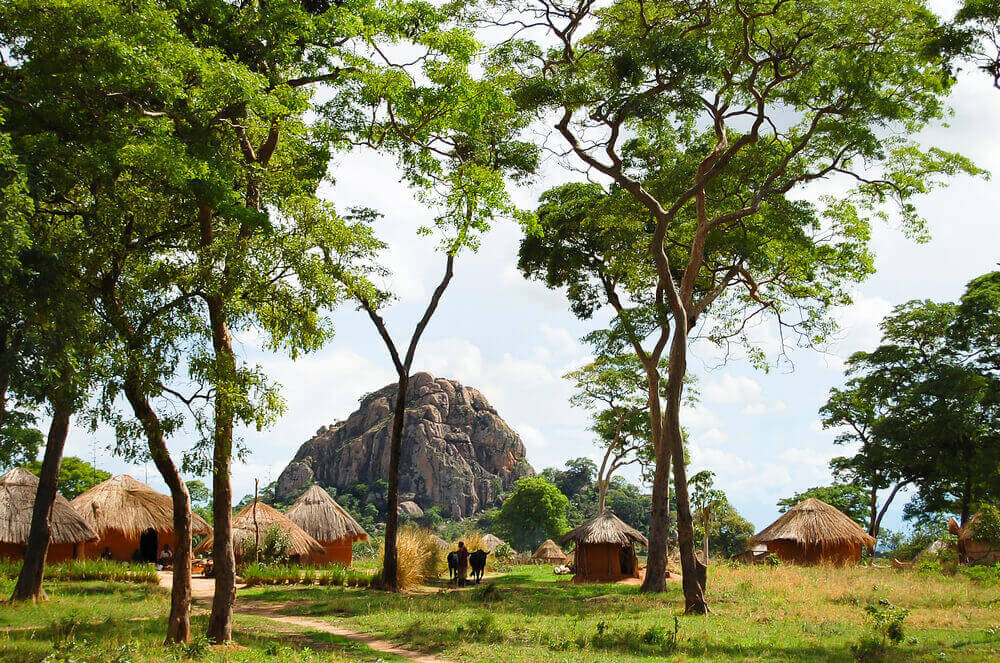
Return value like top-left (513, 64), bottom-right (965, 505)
top-left (538, 322), bottom-right (581, 354)
top-left (703, 373), bottom-right (764, 404)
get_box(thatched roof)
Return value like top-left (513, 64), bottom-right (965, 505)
top-left (481, 533), bottom-right (507, 552)
top-left (750, 498), bottom-right (876, 548)
top-left (559, 510), bottom-right (648, 548)
top-left (0, 468), bottom-right (98, 545)
top-left (532, 539), bottom-right (569, 563)
top-left (194, 501), bottom-right (324, 558)
top-left (285, 485), bottom-right (368, 544)
top-left (71, 475), bottom-right (211, 538)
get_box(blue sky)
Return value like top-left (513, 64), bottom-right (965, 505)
top-left (65, 4), bottom-right (1000, 535)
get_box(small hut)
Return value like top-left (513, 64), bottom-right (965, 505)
top-left (194, 501), bottom-right (324, 563)
top-left (72, 475), bottom-right (211, 562)
top-left (750, 498), bottom-right (876, 566)
top-left (949, 514), bottom-right (1000, 565)
top-left (481, 534), bottom-right (507, 553)
top-left (285, 485), bottom-right (369, 565)
top-left (532, 539), bottom-right (569, 565)
top-left (730, 544), bottom-right (769, 565)
top-left (0, 468), bottom-right (97, 562)
top-left (559, 510), bottom-right (647, 582)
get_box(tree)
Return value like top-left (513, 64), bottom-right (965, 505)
top-left (331, 29), bottom-right (537, 591)
top-left (778, 485), bottom-right (870, 526)
top-left (821, 379), bottom-right (909, 538)
top-left (495, 476), bottom-right (570, 552)
top-left (565, 356), bottom-right (659, 512)
top-left (689, 470), bottom-right (726, 562)
top-left (510, 0), bottom-right (975, 612)
top-left (954, 0), bottom-right (1000, 89)
top-left (25, 457), bottom-right (109, 500)
top-left (707, 502), bottom-right (755, 559)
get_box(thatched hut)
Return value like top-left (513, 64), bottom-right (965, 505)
top-left (949, 514), bottom-right (1000, 565)
top-left (531, 539), bottom-right (569, 565)
top-left (749, 498), bottom-right (876, 566)
top-left (0, 468), bottom-right (98, 562)
top-left (285, 485), bottom-right (369, 565)
top-left (72, 475), bottom-right (211, 562)
top-left (194, 501), bottom-right (324, 563)
top-left (559, 510), bottom-right (647, 582)
top-left (730, 544), bottom-right (769, 565)
top-left (481, 533), bottom-right (507, 553)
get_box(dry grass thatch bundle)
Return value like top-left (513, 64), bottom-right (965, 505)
top-left (194, 501), bottom-right (323, 559)
top-left (559, 510), bottom-right (648, 548)
top-left (532, 539), bottom-right (569, 564)
top-left (285, 485), bottom-right (368, 544)
top-left (481, 533), bottom-right (506, 552)
top-left (0, 468), bottom-right (97, 545)
top-left (380, 526), bottom-right (443, 590)
top-left (750, 498), bottom-right (875, 549)
top-left (71, 475), bottom-right (211, 538)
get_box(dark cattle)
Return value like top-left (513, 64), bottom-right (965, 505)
top-left (447, 551), bottom-right (459, 582)
top-left (469, 549), bottom-right (488, 584)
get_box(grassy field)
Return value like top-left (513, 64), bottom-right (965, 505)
top-left (0, 577), bottom-right (407, 663)
top-left (240, 563), bottom-right (1000, 663)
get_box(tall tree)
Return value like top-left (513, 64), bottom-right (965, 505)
top-left (331, 31), bottom-right (537, 590)
top-left (688, 470), bottom-right (726, 563)
top-left (777, 484), bottom-right (871, 525)
top-left (510, 0), bottom-right (975, 612)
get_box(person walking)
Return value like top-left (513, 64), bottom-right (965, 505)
top-left (457, 541), bottom-right (469, 587)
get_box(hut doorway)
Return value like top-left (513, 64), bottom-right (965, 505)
top-left (139, 528), bottom-right (158, 562)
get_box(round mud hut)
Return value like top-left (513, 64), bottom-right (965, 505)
top-left (749, 498), bottom-right (876, 566)
top-left (949, 513), bottom-right (1000, 565)
top-left (0, 467), bottom-right (97, 562)
top-left (285, 485), bottom-right (369, 566)
top-left (194, 501), bottom-right (324, 564)
top-left (532, 539), bottom-right (569, 565)
top-left (559, 510), bottom-right (647, 582)
top-left (481, 533), bottom-right (508, 553)
top-left (72, 475), bottom-right (211, 562)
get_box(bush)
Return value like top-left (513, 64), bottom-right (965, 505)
top-left (241, 562), bottom-right (375, 588)
top-left (971, 505), bottom-right (1000, 543)
top-left (239, 524), bottom-right (290, 566)
top-left (960, 562), bottom-right (1000, 584)
top-left (851, 599), bottom-right (908, 662)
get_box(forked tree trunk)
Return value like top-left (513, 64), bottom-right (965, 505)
top-left (206, 298), bottom-right (236, 644)
top-left (380, 373), bottom-right (409, 591)
top-left (11, 399), bottom-right (72, 602)
top-left (124, 380), bottom-right (193, 643)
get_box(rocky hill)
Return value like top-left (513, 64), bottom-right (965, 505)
top-left (274, 372), bottom-right (534, 518)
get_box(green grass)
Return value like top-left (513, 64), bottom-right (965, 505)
top-left (0, 580), bottom-right (407, 662)
top-left (240, 562), bottom-right (376, 587)
top-left (240, 563), bottom-right (1000, 662)
top-left (0, 559), bottom-right (159, 583)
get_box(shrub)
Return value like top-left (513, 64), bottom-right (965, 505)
top-left (960, 562), bottom-right (1000, 584)
top-left (0, 559), bottom-right (158, 583)
top-left (766, 553), bottom-right (782, 567)
top-left (971, 505), bottom-right (1000, 543)
top-left (239, 524), bottom-right (290, 565)
top-left (851, 599), bottom-right (908, 662)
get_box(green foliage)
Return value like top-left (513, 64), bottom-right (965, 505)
top-left (0, 559), bottom-right (157, 583)
top-left (23, 456), bottom-right (109, 500)
top-left (0, 410), bottom-right (43, 471)
top-left (960, 561), bottom-right (1000, 584)
top-left (851, 599), bottom-right (909, 662)
top-left (238, 525), bottom-right (291, 567)
top-left (495, 476), bottom-right (570, 552)
top-left (778, 484), bottom-right (871, 525)
top-left (971, 504), bottom-right (1000, 542)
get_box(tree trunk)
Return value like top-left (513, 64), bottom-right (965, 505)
top-left (640, 365), bottom-right (669, 593)
top-left (206, 298), bottom-right (236, 644)
top-left (380, 373), bottom-right (409, 592)
top-left (11, 399), bottom-right (72, 601)
top-left (872, 482), bottom-right (904, 537)
top-left (123, 380), bottom-right (193, 643)
top-left (665, 330), bottom-right (708, 614)
top-left (702, 522), bottom-right (709, 563)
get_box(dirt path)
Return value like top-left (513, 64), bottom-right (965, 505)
top-left (157, 572), bottom-right (451, 663)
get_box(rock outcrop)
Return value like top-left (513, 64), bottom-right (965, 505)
top-left (274, 373), bottom-right (534, 518)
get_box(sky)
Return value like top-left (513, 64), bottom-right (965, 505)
top-left (63, 3), bottom-right (1000, 535)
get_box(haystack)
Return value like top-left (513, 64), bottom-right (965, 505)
top-left (532, 539), bottom-right (569, 565)
top-left (559, 510), bottom-right (647, 582)
top-left (750, 498), bottom-right (876, 566)
top-left (0, 468), bottom-right (97, 562)
top-left (194, 501), bottom-right (324, 563)
top-left (481, 533), bottom-right (507, 553)
top-left (72, 475), bottom-right (211, 562)
top-left (949, 514), bottom-right (1000, 565)
top-left (285, 485), bottom-right (369, 565)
